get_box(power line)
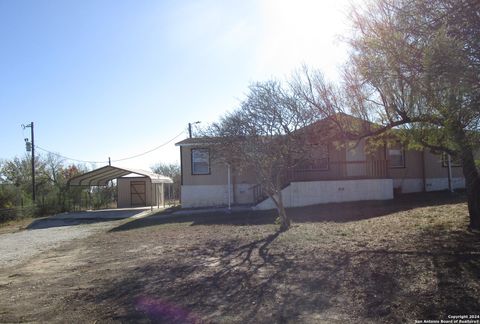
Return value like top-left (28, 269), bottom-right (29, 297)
top-left (111, 130), bottom-right (186, 162)
top-left (34, 130), bottom-right (186, 165)
top-left (35, 146), bottom-right (108, 164)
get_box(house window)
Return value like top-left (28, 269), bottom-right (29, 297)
top-left (388, 143), bottom-right (405, 168)
top-left (442, 153), bottom-right (462, 167)
top-left (191, 148), bottom-right (210, 175)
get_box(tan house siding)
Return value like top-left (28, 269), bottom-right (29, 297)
top-left (423, 151), bottom-right (463, 178)
top-left (387, 149), bottom-right (425, 193)
top-left (387, 149), bottom-right (466, 193)
top-left (182, 146), bottom-right (227, 185)
top-left (386, 148), bottom-right (463, 180)
top-left (388, 149), bottom-right (424, 179)
top-left (181, 146), bottom-right (256, 186)
top-left (180, 146), bottom-right (257, 207)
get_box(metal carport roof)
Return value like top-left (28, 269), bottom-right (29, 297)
top-left (67, 165), bottom-right (173, 187)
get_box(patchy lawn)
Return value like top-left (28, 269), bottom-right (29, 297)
top-left (0, 192), bottom-right (479, 323)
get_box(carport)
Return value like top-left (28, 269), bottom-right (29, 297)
top-left (67, 165), bottom-right (173, 209)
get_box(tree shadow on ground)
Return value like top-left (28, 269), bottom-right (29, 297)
top-left (75, 230), bottom-right (357, 323)
top-left (110, 191), bottom-right (466, 233)
top-left (27, 218), bottom-right (122, 230)
top-left (344, 229), bottom-right (480, 321)
top-left (413, 228), bottom-right (480, 319)
top-left (78, 230), bottom-right (292, 323)
top-left (75, 222), bottom-right (479, 323)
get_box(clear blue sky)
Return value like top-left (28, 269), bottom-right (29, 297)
top-left (0, 0), bottom-right (353, 170)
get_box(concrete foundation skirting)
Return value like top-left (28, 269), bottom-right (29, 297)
top-left (393, 177), bottom-right (466, 193)
top-left (181, 177), bottom-right (466, 210)
top-left (425, 177), bottom-right (465, 192)
top-left (181, 184), bottom-right (256, 208)
top-left (393, 178), bottom-right (424, 194)
top-left (255, 179), bottom-right (394, 210)
top-left (181, 185), bottom-right (231, 208)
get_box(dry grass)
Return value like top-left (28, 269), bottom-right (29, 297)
top-left (0, 192), bottom-right (479, 323)
top-left (0, 216), bottom-right (39, 235)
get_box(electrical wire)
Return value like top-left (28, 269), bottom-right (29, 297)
top-left (33, 130), bottom-right (186, 165)
top-left (111, 130), bottom-right (186, 162)
top-left (35, 146), bottom-right (108, 164)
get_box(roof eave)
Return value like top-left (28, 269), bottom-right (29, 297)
top-left (175, 142), bottom-right (216, 147)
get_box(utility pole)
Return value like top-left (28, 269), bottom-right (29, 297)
top-left (188, 121), bottom-right (201, 138)
top-left (22, 122), bottom-right (35, 203)
top-left (31, 122), bottom-right (35, 203)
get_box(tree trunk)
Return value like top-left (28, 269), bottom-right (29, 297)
top-left (453, 125), bottom-right (480, 230)
top-left (461, 151), bottom-right (480, 231)
top-left (270, 190), bottom-right (291, 231)
top-left (467, 184), bottom-right (480, 231)
top-left (277, 191), bottom-right (290, 232)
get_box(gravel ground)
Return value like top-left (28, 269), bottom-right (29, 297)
top-left (0, 219), bottom-right (120, 268)
top-left (0, 208), bottom-right (155, 268)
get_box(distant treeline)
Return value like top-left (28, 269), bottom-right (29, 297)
top-left (0, 153), bottom-right (114, 222)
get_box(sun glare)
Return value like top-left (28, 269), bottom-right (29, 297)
top-left (257, 0), bottom-right (352, 80)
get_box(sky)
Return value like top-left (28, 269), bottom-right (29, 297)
top-left (0, 0), bottom-right (355, 171)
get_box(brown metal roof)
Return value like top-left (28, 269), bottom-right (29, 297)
top-left (67, 165), bottom-right (173, 187)
top-left (174, 114), bottom-right (376, 147)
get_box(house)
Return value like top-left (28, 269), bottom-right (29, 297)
top-left (175, 118), bottom-right (466, 210)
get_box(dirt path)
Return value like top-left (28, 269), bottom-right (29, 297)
top-left (0, 219), bottom-right (119, 268)
top-left (0, 208), bottom-right (152, 268)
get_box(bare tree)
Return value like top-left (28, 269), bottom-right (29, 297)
top-left (294, 0), bottom-right (480, 230)
top-left (206, 80), bottom-right (317, 231)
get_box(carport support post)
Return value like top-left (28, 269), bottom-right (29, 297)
top-left (168, 183), bottom-right (172, 206)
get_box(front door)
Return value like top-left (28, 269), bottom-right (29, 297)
top-left (130, 181), bottom-right (146, 207)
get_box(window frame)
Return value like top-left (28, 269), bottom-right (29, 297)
top-left (191, 148), bottom-right (211, 175)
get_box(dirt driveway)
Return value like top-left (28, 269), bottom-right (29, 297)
top-left (0, 208), bottom-right (152, 268)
